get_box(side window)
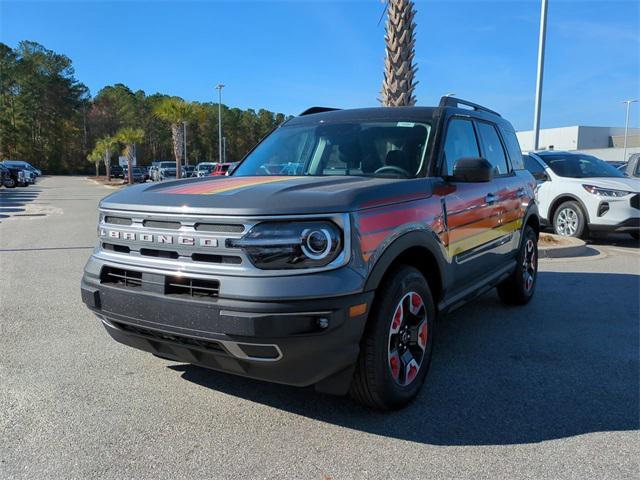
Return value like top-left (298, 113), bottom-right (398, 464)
top-left (500, 127), bottom-right (525, 170)
top-left (442, 118), bottom-right (479, 176)
top-left (477, 122), bottom-right (509, 175)
top-left (522, 155), bottom-right (549, 181)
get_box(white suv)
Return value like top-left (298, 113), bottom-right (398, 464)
top-left (523, 151), bottom-right (640, 240)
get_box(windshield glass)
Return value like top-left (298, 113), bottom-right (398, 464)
top-left (160, 162), bottom-right (175, 169)
top-left (233, 121), bottom-right (432, 178)
top-left (539, 154), bottom-right (624, 178)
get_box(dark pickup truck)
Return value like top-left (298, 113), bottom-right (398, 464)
top-left (81, 96), bottom-right (539, 409)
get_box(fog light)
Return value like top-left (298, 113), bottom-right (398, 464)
top-left (317, 318), bottom-right (329, 329)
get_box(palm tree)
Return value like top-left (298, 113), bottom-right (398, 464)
top-left (154, 97), bottom-right (195, 179)
top-left (87, 149), bottom-right (102, 177)
top-left (115, 127), bottom-right (144, 184)
top-left (380, 0), bottom-right (418, 107)
top-left (95, 136), bottom-right (118, 181)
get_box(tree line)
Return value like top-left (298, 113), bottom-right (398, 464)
top-left (0, 41), bottom-right (289, 174)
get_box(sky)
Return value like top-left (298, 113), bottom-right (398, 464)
top-left (1, 0), bottom-right (638, 131)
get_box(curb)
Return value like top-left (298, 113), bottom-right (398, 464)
top-left (538, 234), bottom-right (588, 259)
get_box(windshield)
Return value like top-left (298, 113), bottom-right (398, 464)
top-left (160, 162), bottom-right (175, 169)
top-left (198, 164), bottom-right (214, 172)
top-left (233, 121), bottom-right (432, 178)
top-left (539, 154), bottom-right (624, 178)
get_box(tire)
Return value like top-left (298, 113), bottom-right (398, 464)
top-left (553, 200), bottom-right (587, 238)
top-left (4, 178), bottom-right (16, 188)
top-left (497, 225), bottom-right (538, 305)
top-left (630, 232), bottom-right (640, 241)
top-left (350, 265), bottom-right (435, 410)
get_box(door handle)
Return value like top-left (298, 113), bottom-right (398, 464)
top-left (485, 193), bottom-right (498, 204)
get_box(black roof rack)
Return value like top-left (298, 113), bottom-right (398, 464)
top-left (438, 96), bottom-right (501, 117)
top-left (299, 106), bottom-right (342, 116)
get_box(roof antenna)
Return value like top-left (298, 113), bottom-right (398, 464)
top-left (377, 0), bottom-right (389, 26)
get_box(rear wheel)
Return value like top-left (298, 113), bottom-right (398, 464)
top-left (350, 265), bottom-right (435, 410)
top-left (4, 177), bottom-right (16, 188)
top-left (553, 201), bottom-right (587, 238)
top-left (497, 225), bottom-right (538, 305)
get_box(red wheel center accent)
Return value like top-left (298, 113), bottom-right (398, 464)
top-left (387, 291), bottom-right (429, 387)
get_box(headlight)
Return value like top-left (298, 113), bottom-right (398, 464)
top-left (229, 221), bottom-right (343, 270)
top-left (582, 185), bottom-right (633, 198)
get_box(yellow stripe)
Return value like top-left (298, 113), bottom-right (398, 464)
top-left (203, 177), bottom-right (294, 195)
top-left (448, 219), bottom-right (522, 256)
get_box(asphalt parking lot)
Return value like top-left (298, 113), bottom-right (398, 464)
top-left (1, 176), bottom-right (639, 479)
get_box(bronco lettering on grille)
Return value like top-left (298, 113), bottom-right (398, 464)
top-left (100, 229), bottom-right (218, 247)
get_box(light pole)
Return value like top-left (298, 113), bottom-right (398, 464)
top-left (216, 83), bottom-right (225, 163)
top-left (532, 0), bottom-right (548, 151)
top-left (622, 99), bottom-right (638, 163)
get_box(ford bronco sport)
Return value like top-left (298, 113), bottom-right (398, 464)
top-left (81, 96), bottom-right (539, 409)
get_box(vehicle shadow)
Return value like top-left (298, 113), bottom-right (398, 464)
top-left (170, 271), bottom-right (639, 446)
top-left (0, 187), bottom-right (41, 222)
top-left (587, 232), bottom-right (639, 248)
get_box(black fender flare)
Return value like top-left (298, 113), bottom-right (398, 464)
top-left (363, 229), bottom-right (450, 294)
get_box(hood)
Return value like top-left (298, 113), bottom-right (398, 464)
top-left (562, 176), bottom-right (640, 192)
top-left (100, 175), bottom-right (433, 215)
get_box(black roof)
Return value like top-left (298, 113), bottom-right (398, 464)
top-left (287, 106), bottom-right (440, 126)
top-left (288, 96), bottom-right (509, 128)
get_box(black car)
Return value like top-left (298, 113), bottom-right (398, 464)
top-left (109, 165), bottom-right (124, 178)
top-left (1, 163), bottom-right (29, 187)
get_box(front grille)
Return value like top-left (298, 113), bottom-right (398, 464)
top-left (192, 253), bottom-right (242, 264)
top-left (105, 216), bottom-right (132, 226)
top-left (631, 194), bottom-right (639, 210)
top-left (102, 243), bottom-right (131, 254)
top-left (143, 220), bottom-right (181, 230)
top-left (101, 267), bottom-right (142, 288)
top-left (100, 266), bottom-right (220, 301)
top-left (165, 276), bottom-right (220, 299)
top-left (111, 321), bottom-right (226, 353)
top-left (195, 223), bottom-right (245, 233)
top-left (140, 248), bottom-right (180, 259)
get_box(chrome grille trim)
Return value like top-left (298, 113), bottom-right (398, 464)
top-left (95, 208), bottom-right (351, 277)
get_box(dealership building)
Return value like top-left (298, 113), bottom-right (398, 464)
top-left (516, 126), bottom-right (640, 162)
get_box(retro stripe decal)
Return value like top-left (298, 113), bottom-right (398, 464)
top-left (157, 176), bottom-right (296, 195)
top-left (448, 218), bottom-right (522, 257)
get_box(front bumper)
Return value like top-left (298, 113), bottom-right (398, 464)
top-left (589, 217), bottom-right (640, 233)
top-left (81, 256), bottom-right (373, 393)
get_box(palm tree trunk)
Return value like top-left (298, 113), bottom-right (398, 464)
top-left (105, 150), bottom-right (111, 182)
top-left (95, 162), bottom-right (99, 177)
top-left (126, 144), bottom-right (135, 185)
top-left (171, 122), bottom-right (183, 179)
top-left (380, 0), bottom-right (418, 107)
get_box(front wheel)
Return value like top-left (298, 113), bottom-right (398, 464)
top-left (553, 201), bottom-right (587, 238)
top-left (350, 265), bottom-right (435, 410)
top-left (3, 178), bottom-right (16, 188)
top-left (497, 225), bottom-right (538, 305)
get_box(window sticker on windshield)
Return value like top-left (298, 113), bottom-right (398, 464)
top-left (397, 122), bottom-right (415, 127)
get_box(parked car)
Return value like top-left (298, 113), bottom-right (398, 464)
top-left (157, 161), bottom-right (177, 181)
top-left (82, 96), bottom-right (540, 410)
top-left (209, 162), bottom-right (234, 176)
top-left (124, 167), bottom-right (146, 184)
top-left (0, 164), bottom-right (12, 187)
top-left (622, 153), bottom-right (640, 179)
top-left (2, 160), bottom-right (41, 177)
top-left (181, 165), bottom-right (195, 178)
top-left (1, 163), bottom-right (30, 187)
top-left (524, 151), bottom-right (640, 239)
top-left (109, 165), bottom-right (124, 179)
top-left (193, 162), bottom-right (216, 177)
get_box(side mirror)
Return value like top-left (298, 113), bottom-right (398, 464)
top-left (452, 157), bottom-right (493, 183)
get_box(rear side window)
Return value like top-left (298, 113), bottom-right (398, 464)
top-left (476, 122), bottom-right (509, 175)
top-left (523, 155), bottom-right (546, 175)
top-left (500, 127), bottom-right (525, 170)
top-left (442, 118), bottom-right (479, 176)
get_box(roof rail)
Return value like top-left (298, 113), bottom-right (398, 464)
top-left (299, 106), bottom-right (341, 116)
top-left (438, 96), bottom-right (501, 117)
